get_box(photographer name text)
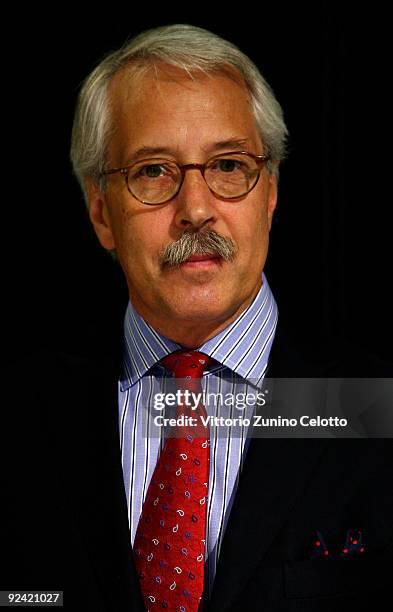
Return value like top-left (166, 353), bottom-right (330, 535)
top-left (153, 415), bottom-right (348, 428)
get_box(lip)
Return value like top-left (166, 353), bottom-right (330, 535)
top-left (180, 254), bottom-right (222, 267)
top-left (185, 254), bottom-right (219, 262)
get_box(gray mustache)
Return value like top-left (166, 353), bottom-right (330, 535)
top-left (160, 230), bottom-right (236, 267)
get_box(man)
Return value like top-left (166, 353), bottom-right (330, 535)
top-left (3, 24), bottom-right (392, 611)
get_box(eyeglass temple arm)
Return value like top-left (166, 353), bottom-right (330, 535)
top-left (102, 167), bottom-right (128, 176)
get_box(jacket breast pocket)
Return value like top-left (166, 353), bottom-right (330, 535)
top-left (284, 557), bottom-right (389, 599)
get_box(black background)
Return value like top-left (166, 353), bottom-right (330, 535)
top-left (4, 2), bottom-right (392, 364)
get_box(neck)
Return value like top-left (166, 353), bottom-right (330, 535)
top-left (130, 287), bottom-right (261, 348)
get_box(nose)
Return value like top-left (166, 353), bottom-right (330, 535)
top-left (173, 166), bottom-right (217, 230)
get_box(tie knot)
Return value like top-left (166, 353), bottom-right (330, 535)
top-left (161, 350), bottom-right (212, 379)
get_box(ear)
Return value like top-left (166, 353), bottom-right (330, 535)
top-left (84, 177), bottom-right (116, 250)
top-left (266, 168), bottom-right (278, 231)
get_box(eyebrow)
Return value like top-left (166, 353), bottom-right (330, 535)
top-left (207, 139), bottom-right (251, 152)
top-left (125, 139), bottom-right (251, 163)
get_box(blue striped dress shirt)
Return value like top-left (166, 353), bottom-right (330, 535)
top-left (118, 272), bottom-right (278, 593)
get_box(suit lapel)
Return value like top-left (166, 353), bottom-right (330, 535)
top-left (209, 322), bottom-right (331, 609)
top-left (56, 353), bottom-right (145, 611)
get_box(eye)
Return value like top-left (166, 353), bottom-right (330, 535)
top-left (139, 164), bottom-right (166, 178)
top-left (209, 157), bottom-right (247, 174)
top-left (133, 161), bottom-right (179, 181)
top-left (215, 158), bottom-right (240, 172)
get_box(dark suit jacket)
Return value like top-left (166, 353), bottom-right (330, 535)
top-left (2, 320), bottom-right (392, 611)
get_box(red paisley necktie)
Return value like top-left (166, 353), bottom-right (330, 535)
top-left (134, 350), bottom-right (212, 611)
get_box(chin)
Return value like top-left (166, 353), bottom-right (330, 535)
top-left (169, 295), bottom-right (236, 324)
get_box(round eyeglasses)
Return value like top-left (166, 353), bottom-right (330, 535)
top-left (102, 151), bottom-right (270, 205)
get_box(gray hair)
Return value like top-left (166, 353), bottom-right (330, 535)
top-left (70, 24), bottom-right (288, 203)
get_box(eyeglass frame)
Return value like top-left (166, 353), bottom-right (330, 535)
top-left (101, 150), bottom-right (271, 205)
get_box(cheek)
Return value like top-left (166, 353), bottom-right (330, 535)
top-left (229, 207), bottom-right (269, 275)
top-left (114, 207), bottom-right (171, 267)
top-left (233, 206), bottom-right (267, 250)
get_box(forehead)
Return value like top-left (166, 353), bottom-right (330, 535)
top-left (106, 64), bottom-right (262, 162)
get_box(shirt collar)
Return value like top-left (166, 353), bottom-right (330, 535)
top-left (120, 272), bottom-right (277, 390)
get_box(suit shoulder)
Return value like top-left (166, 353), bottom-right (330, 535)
top-left (269, 323), bottom-right (393, 376)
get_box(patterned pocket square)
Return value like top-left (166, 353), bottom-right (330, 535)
top-left (339, 528), bottom-right (365, 558)
top-left (311, 529), bottom-right (365, 560)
